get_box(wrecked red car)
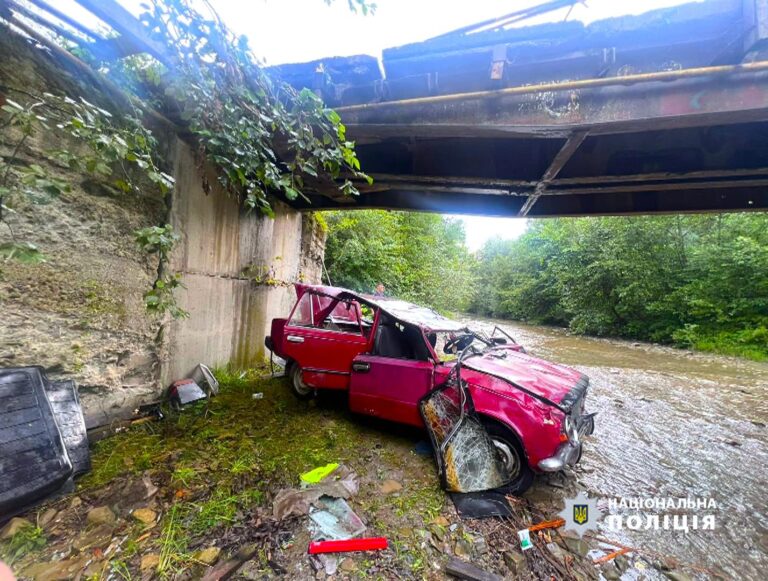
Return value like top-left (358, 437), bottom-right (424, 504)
top-left (265, 284), bottom-right (595, 494)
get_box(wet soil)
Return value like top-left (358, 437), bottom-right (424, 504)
top-left (467, 317), bottom-right (768, 580)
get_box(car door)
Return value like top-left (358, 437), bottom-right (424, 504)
top-left (349, 355), bottom-right (434, 426)
top-left (282, 291), bottom-right (370, 390)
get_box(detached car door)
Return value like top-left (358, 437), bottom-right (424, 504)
top-left (282, 291), bottom-right (370, 390)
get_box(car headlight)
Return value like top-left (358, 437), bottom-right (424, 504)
top-left (564, 415), bottom-right (579, 444)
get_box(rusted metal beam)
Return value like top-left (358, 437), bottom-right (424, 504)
top-left (338, 61), bottom-right (768, 114)
top-left (343, 73), bottom-right (768, 139)
top-left (519, 130), bottom-right (587, 216)
top-left (552, 166), bottom-right (768, 186)
top-left (545, 177), bottom-right (768, 196)
top-left (294, 184), bottom-right (767, 217)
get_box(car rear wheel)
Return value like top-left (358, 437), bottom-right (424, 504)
top-left (288, 363), bottom-right (313, 400)
top-left (483, 421), bottom-right (534, 495)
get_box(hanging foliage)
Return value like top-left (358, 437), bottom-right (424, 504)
top-left (138, 0), bottom-right (371, 216)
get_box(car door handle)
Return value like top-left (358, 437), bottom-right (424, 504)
top-left (352, 362), bottom-right (370, 373)
top-left (287, 335), bottom-right (304, 343)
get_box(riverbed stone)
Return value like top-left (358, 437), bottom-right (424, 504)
top-left (0, 517), bottom-right (32, 540)
top-left (39, 508), bottom-right (58, 528)
top-left (379, 479), bottom-right (402, 494)
top-left (140, 554), bottom-right (161, 571)
top-left (562, 535), bottom-right (590, 557)
top-left (22, 554), bottom-right (89, 581)
top-left (72, 524), bottom-right (114, 552)
top-left (664, 571), bottom-right (693, 581)
top-left (86, 506), bottom-right (116, 526)
top-left (131, 507), bottom-right (157, 524)
top-left (196, 546), bottom-right (221, 565)
top-left (503, 550), bottom-right (525, 575)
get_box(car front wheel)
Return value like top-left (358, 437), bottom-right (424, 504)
top-left (288, 363), bottom-right (313, 400)
top-left (483, 421), bottom-right (534, 495)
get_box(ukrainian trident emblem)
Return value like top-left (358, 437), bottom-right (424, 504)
top-left (573, 503), bottom-right (589, 525)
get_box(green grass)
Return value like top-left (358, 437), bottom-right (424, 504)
top-left (74, 364), bottom-right (445, 578)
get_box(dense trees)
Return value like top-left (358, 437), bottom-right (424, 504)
top-left (322, 210), bottom-right (475, 313)
top-left (323, 210), bottom-right (768, 360)
top-left (471, 214), bottom-right (768, 360)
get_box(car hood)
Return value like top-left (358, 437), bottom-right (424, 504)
top-left (462, 348), bottom-right (586, 410)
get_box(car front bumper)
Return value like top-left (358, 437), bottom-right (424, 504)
top-left (537, 413), bottom-right (595, 472)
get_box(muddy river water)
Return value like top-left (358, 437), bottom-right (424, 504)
top-left (464, 317), bottom-right (768, 580)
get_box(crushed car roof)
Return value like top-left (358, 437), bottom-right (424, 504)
top-left (296, 284), bottom-right (468, 332)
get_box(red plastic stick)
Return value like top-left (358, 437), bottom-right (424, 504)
top-left (308, 537), bottom-right (388, 554)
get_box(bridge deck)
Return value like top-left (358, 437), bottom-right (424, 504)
top-left (273, 0), bottom-right (768, 217)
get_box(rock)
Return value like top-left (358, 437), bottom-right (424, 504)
top-left (86, 506), bottom-right (116, 526)
top-left (0, 517), bottom-right (32, 540)
top-left (432, 516), bottom-right (450, 527)
top-left (140, 554), bottom-right (161, 571)
top-left (472, 535), bottom-right (488, 555)
top-left (503, 550), bottom-right (525, 575)
top-left (562, 535), bottom-right (590, 557)
top-left (82, 560), bottom-right (107, 578)
top-left (429, 524), bottom-right (446, 542)
top-left (397, 527), bottom-right (414, 538)
top-left (196, 546), bottom-right (221, 565)
top-left (615, 554), bottom-right (630, 572)
top-left (664, 572), bottom-right (693, 581)
top-left (39, 508), bottom-right (58, 528)
top-left (72, 524), bottom-right (114, 552)
top-left (546, 542), bottom-right (566, 562)
top-left (379, 479), bottom-right (402, 494)
top-left (238, 559), bottom-right (263, 580)
top-left (340, 558), bottom-right (356, 572)
top-left (454, 538), bottom-right (472, 559)
top-left (602, 563), bottom-right (621, 581)
top-left (22, 555), bottom-right (90, 581)
top-left (131, 508), bottom-right (157, 524)
top-left (69, 497), bottom-right (82, 509)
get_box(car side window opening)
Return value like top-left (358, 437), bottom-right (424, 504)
top-left (373, 314), bottom-right (434, 361)
top-left (288, 292), bottom-right (374, 336)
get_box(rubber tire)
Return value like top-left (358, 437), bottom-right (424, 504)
top-left (482, 421), bottom-right (535, 496)
top-left (288, 362), bottom-right (314, 400)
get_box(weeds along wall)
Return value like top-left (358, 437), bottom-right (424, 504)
top-left (0, 32), bottom-right (326, 428)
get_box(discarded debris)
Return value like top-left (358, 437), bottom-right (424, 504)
top-left (168, 378), bottom-right (208, 409)
top-left (191, 363), bottom-right (220, 396)
top-left (308, 537), bottom-right (388, 554)
top-left (445, 556), bottom-right (503, 581)
top-left (0, 366), bottom-right (90, 519)
top-left (594, 547), bottom-right (632, 564)
top-left (518, 528), bottom-right (533, 551)
top-left (251, 392), bottom-right (264, 400)
top-left (309, 497), bottom-right (365, 540)
top-left (273, 464), bottom-right (359, 520)
top-left (300, 463), bottom-right (340, 485)
top-left (450, 491), bottom-right (512, 519)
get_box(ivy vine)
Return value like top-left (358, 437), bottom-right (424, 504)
top-left (138, 0), bottom-right (371, 215)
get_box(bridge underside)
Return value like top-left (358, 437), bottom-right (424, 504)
top-left (276, 0), bottom-right (768, 217)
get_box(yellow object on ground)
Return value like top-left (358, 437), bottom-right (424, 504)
top-left (300, 463), bottom-right (339, 484)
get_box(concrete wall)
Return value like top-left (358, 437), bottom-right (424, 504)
top-left (0, 31), bottom-right (326, 427)
top-left (160, 138), bottom-right (326, 383)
